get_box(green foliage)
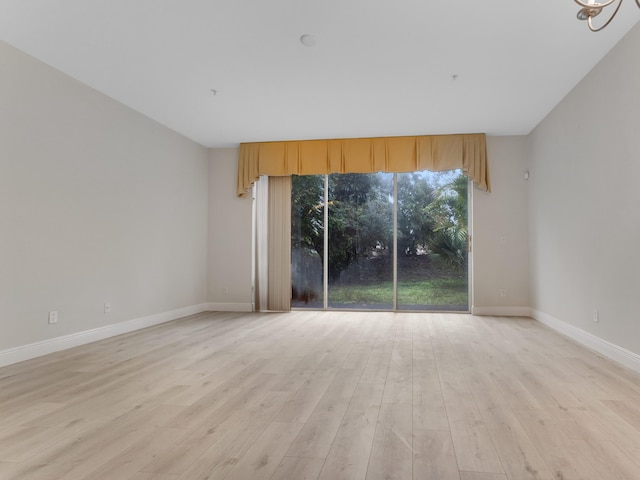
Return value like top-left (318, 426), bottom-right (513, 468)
top-left (291, 170), bottom-right (469, 280)
top-left (326, 173), bottom-right (393, 281)
top-left (425, 173), bottom-right (468, 270)
top-left (397, 172), bottom-right (436, 256)
top-left (291, 175), bottom-right (324, 255)
top-left (429, 226), bottom-right (468, 269)
top-left (397, 278), bottom-right (468, 306)
top-left (328, 277), bottom-right (468, 306)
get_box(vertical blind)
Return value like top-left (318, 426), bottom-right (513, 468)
top-left (266, 176), bottom-right (292, 311)
top-left (254, 176), bottom-right (292, 312)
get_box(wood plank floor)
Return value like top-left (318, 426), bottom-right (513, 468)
top-left (1, 311), bottom-right (640, 479)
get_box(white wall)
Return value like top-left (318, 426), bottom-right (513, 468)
top-left (472, 136), bottom-right (530, 315)
top-left (528, 23), bottom-right (640, 357)
top-left (207, 148), bottom-right (253, 310)
top-left (0, 42), bottom-right (209, 354)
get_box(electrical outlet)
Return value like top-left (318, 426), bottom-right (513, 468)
top-left (499, 289), bottom-right (507, 297)
top-left (224, 286), bottom-right (229, 295)
top-left (593, 309), bottom-right (599, 322)
top-left (104, 302), bottom-right (111, 313)
top-left (48, 311), bottom-right (58, 324)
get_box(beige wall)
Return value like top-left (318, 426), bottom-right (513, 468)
top-left (528, 23), bottom-right (640, 356)
top-left (0, 42), bottom-right (209, 352)
top-left (206, 139), bottom-right (532, 315)
top-left (207, 148), bottom-right (253, 310)
top-left (472, 136), bottom-right (530, 314)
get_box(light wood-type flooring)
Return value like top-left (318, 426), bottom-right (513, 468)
top-left (1, 311), bottom-right (640, 480)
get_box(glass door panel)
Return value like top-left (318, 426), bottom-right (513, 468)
top-left (327, 173), bottom-right (394, 309)
top-left (396, 170), bottom-right (469, 311)
top-left (291, 174), bottom-right (325, 308)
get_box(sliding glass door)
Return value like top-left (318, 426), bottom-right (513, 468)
top-left (396, 171), bottom-right (468, 310)
top-left (291, 175), bottom-right (324, 308)
top-left (291, 170), bottom-right (469, 311)
top-left (327, 173), bottom-right (394, 309)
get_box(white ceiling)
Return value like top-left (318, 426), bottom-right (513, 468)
top-left (1, 0), bottom-right (639, 147)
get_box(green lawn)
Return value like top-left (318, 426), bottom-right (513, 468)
top-left (328, 277), bottom-right (468, 307)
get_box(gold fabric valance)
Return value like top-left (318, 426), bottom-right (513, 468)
top-left (237, 133), bottom-right (490, 196)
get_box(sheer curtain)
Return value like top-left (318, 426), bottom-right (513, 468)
top-left (254, 176), bottom-right (291, 312)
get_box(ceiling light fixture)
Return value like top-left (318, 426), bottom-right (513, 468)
top-left (574, 0), bottom-right (640, 31)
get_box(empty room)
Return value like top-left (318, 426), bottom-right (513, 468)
top-left (1, 1), bottom-right (640, 479)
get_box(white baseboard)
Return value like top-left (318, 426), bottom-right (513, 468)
top-left (531, 309), bottom-right (640, 375)
top-left (0, 303), bottom-right (208, 368)
top-left (471, 306), bottom-right (532, 317)
top-left (205, 302), bottom-right (253, 312)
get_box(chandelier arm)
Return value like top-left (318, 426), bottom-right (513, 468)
top-left (574, 0), bottom-right (617, 8)
top-left (588, 0), bottom-right (625, 31)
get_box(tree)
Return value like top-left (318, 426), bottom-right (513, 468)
top-left (291, 175), bottom-right (325, 302)
top-left (291, 170), bottom-right (469, 285)
top-left (425, 172), bottom-right (468, 270)
top-left (397, 173), bottom-right (437, 256)
top-left (291, 175), bottom-right (324, 254)
top-left (327, 173), bottom-right (392, 281)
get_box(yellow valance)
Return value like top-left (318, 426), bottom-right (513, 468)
top-left (237, 133), bottom-right (490, 196)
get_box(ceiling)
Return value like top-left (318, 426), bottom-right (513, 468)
top-left (1, 0), bottom-right (639, 147)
